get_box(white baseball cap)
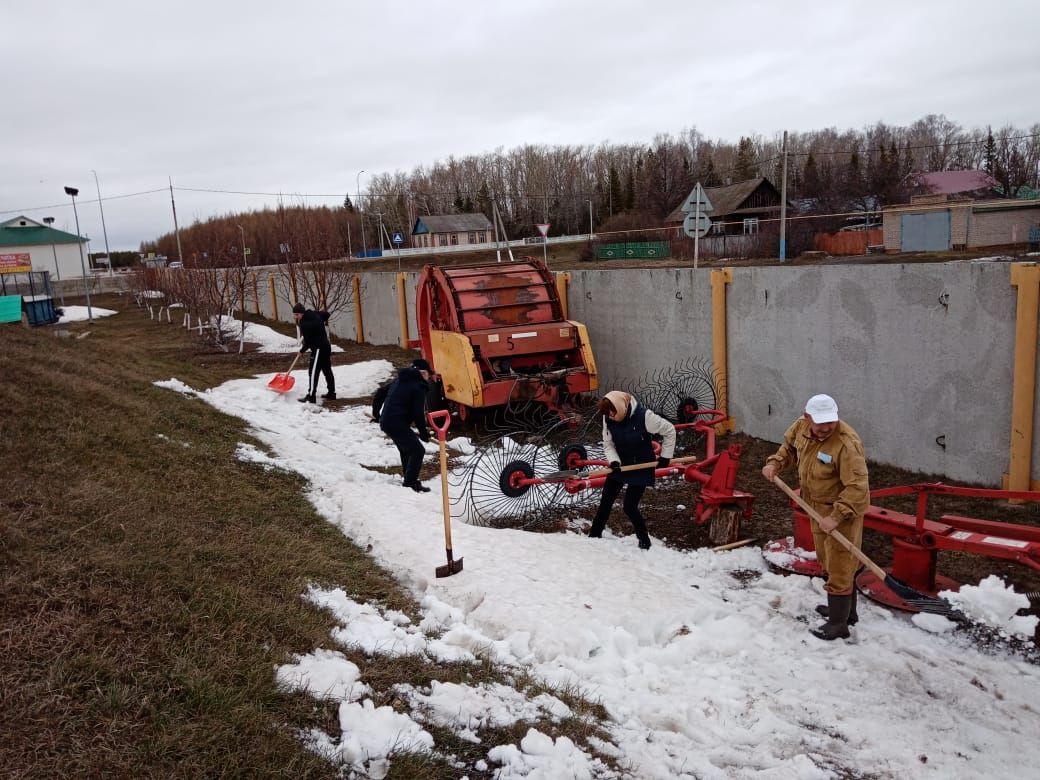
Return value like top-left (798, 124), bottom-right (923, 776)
top-left (805, 394), bottom-right (839, 423)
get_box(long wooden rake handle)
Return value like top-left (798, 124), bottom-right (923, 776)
top-left (771, 476), bottom-right (888, 582)
top-left (585, 454), bottom-right (701, 480)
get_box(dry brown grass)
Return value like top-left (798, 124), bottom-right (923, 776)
top-left (0, 295), bottom-right (616, 778)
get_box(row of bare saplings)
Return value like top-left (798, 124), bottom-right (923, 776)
top-left (126, 255), bottom-right (364, 350)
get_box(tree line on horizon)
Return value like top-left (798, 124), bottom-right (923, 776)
top-left (141, 114), bottom-right (1039, 264)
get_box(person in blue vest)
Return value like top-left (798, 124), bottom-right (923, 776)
top-left (587, 390), bottom-right (676, 549)
top-left (371, 358), bottom-right (433, 492)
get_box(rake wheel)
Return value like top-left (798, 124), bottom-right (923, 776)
top-left (556, 444), bottom-right (588, 472)
top-left (499, 460), bottom-right (534, 498)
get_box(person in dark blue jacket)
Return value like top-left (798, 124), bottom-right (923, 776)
top-left (587, 390), bottom-right (676, 549)
top-left (293, 303), bottom-right (334, 403)
top-left (372, 358), bottom-right (433, 492)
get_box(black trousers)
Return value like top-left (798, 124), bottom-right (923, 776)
top-left (307, 346), bottom-right (334, 395)
top-left (383, 424), bottom-right (425, 485)
top-left (589, 477), bottom-right (649, 541)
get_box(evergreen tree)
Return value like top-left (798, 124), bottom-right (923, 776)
top-left (700, 156), bottom-right (721, 187)
top-left (343, 194), bottom-right (354, 213)
top-left (734, 136), bottom-right (757, 180)
top-left (983, 128), bottom-right (998, 175)
top-left (475, 181), bottom-right (492, 218)
top-left (802, 153), bottom-right (821, 200)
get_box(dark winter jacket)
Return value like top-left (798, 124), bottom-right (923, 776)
top-left (372, 368), bottom-right (430, 439)
top-left (298, 310), bottom-right (331, 354)
top-left (602, 400), bottom-right (675, 487)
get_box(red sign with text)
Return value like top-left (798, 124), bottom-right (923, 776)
top-left (0, 253), bottom-right (32, 273)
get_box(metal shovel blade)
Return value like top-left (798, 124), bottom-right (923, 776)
top-left (436, 554), bottom-right (463, 578)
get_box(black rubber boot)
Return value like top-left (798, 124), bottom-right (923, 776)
top-left (815, 589), bottom-right (859, 625)
top-left (321, 392), bottom-right (337, 400)
top-left (811, 594), bottom-right (853, 641)
top-left (298, 394), bottom-right (316, 404)
top-left (637, 535), bottom-right (652, 550)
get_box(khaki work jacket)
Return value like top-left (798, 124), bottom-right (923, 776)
top-left (766, 418), bottom-right (870, 522)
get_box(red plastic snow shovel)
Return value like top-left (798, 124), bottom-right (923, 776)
top-left (772, 476), bottom-right (957, 615)
top-left (428, 409), bottom-right (463, 578)
top-left (267, 353), bottom-right (301, 393)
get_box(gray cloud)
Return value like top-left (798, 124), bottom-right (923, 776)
top-left (3, 0), bottom-right (1037, 249)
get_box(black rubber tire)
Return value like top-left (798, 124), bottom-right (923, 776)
top-left (499, 460), bottom-right (535, 498)
top-left (556, 444), bottom-right (588, 472)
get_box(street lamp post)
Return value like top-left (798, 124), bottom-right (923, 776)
top-left (91, 170), bottom-right (114, 276)
top-left (587, 199), bottom-right (594, 242)
top-left (63, 186), bottom-right (93, 322)
top-left (42, 216), bottom-right (65, 306)
top-left (377, 212), bottom-right (385, 252)
top-left (356, 170), bottom-right (367, 258)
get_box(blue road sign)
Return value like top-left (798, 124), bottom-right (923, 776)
top-left (392, 231), bottom-right (404, 245)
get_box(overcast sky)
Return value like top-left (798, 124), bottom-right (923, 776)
top-left (3, 0), bottom-right (1038, 251)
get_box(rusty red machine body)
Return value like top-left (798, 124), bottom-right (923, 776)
top-left (766, 483), bottom-right (1040, 610)
top-left (416, 259), bottom-right (597, 417)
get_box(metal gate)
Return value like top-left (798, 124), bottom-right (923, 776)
top-left (901, 211), bottom-right (951, 252)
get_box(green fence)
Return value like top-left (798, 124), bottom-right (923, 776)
top-left (595, 241), bottom-right (671, 260)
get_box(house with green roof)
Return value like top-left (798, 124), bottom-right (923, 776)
top-left (0, 215), bottom-right (89, 280)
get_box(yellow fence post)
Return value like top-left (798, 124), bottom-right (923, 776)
top-left (268, 276), bottom-right (278, 320)
top-left (352, 274), bottom-right (365, 344)
top-left (1006, 263), bottom-right (1040, 495)
top-left (397, 271), bottom-right (410, 348)
top-left (555, 272), bottom-right (571, 319)
top-left (252, 272), bottom-right (260, 315)
top-left (711, 268), bottom-right (735, 434)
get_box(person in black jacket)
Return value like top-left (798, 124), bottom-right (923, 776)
top-left (372, 358), bottom-right (433, 492)
top-left (293, 303), bottom-right (334, 404)
top-left (587, 390), bottom-right (676, 549)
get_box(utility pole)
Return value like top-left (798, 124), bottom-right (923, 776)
top-left (91, 170), bottom-right (114, 276)
top-left (356, 170), bottom-right (367, 258)
top-left (588, 199), bottom-right (594, 242)
top-left (169, 177), bottom-right (184, 263)
top-left (779, 130), bottom-right (789, 263)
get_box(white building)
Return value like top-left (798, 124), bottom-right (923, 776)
top-left (0, 215), bottom-right (89, 280)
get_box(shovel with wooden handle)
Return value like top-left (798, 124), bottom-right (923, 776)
top-left (428, 410), bottom-right (463, 578)
top-left (267, 353), bottom-right (302, 393)
top-left (539, 454), bottom-right (700, 482)
top-left (771, 475), bottom-right (958, 615)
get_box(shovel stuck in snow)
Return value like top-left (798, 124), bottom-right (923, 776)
top-left (428, 409), bottom-right (463, 578)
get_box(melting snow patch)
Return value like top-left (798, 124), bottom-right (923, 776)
top-left (154, 378), bottom-right (199, 397)
top-left (488, 728), bottom-right (603, 779)
top-left (235, 442), bottom-right (285, 470)
top-left (276, 648), bottom-right (371, 701)
top-left (941, 575), bottom-right (1038, 637)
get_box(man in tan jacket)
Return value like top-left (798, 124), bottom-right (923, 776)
top-left (762, 394), bottom-right (869, 640)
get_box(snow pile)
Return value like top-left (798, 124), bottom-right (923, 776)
top-left (57, 305), bottom-right (117, 323)
top-left (942, 575), bottom-right (1039, 638)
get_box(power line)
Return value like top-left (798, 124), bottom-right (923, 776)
top-left (0, 187), bottom-right (167, 217)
